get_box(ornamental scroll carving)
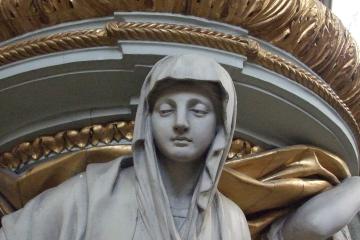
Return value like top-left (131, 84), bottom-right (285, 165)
top-left (0, 0), bottom-right (358, 123)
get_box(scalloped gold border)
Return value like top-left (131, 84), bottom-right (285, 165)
top-left (0, 21), bottom-right (358, 149)
top-left (0, 121), bottom-right (262, 171)
top-left (0, 121), bottom-right (134, 171)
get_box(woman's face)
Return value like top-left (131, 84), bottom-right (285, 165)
top-left (151, 84), bottom-right (218, 163)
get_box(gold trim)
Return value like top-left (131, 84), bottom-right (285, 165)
top-left (0, 121), bottom-right (135, 171)
top-left (0, 121), bottom-right (262, 172)
top-left (0, 21), bottom-right (358, 147)
top-left (0, 28), bottom-right (110, 65)
top-left (0, 0), bottom-right (358, 121)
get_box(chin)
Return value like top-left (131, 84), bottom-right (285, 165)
top-left (166, 151), bottom-right (202, 163)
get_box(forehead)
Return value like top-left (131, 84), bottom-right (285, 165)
top-left (153, 85), bottom-right (214, 105)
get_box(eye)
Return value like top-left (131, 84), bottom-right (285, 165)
top-left (158, 103), bottom-right (174, 117)
top-left (159, 109), bottom-right (174, 116)
top-left (190, 103), bottom-right (209, 117)
top-left (191, 109), bottom-right (208, 117)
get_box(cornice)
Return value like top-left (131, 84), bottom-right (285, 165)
top-left (0, 21), bottom-right (358, 148)
top-left (0, 0), bottom-right (358, 122)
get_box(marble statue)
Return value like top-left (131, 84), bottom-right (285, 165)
top-left (0, 54), bottom-right (360, 240)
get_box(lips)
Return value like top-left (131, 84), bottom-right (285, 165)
top-left (172, 136), bottom-right (192, 142)
top-left (172, 136), bottom-right (192, 146)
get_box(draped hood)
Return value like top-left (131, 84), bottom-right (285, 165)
top-left (132, 54), bottom-right (245, 240)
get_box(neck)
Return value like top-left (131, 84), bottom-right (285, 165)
top-left (158, 153), bottom-right (204, 209)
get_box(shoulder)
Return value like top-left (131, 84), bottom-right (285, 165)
top-left (86, 155), bottom-right (133, 172)
top-left (86, 156), bottom-right (133, 179)
top-left (82, 156), bottom-right (137, 238)
top-left (85, 156), bottom-right (135, 196)
top-left (218, 192), bottom-right (246, 218)
top-left (218, 192), bottom-right (251, 239)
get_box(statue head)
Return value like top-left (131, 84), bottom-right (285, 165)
top-left (133, 53), bottom-right (237, 182)
top-left (149, 80), bottom-right (222, 163)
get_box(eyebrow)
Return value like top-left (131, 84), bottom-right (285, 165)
top-left (155, 98), bottom-right (176, 108)
top-left (155, 97), bottom-right (213, 110)
top-left (187, 98), bottom-right (212, 109)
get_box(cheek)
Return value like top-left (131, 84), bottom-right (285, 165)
top-left (151, 115), bottom-right (160, 134)
top-left (151, 114), bottom-right (172, 142)
top-left (191, 115), bottom-right (217, 148)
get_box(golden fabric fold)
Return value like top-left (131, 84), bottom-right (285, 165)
top-left (219, 145), bottom-right (351, 238)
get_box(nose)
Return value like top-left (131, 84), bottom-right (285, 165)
top-left (174, 110), bottom-right (189, 134)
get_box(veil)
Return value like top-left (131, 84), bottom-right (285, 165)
top-left (132, 54), bottom-right (250, 239)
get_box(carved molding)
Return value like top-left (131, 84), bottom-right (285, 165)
top-left (0, 21), bottom-right (358, 147)
top-left (0, 121), bottom-right (135, 171)
top-left (0, 121), bottom-right (263, 172)
top-left (0, 0), bottom-right (358, 123)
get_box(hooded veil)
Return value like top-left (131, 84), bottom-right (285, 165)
top-left (132, 54), bottom-right (250, 240)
